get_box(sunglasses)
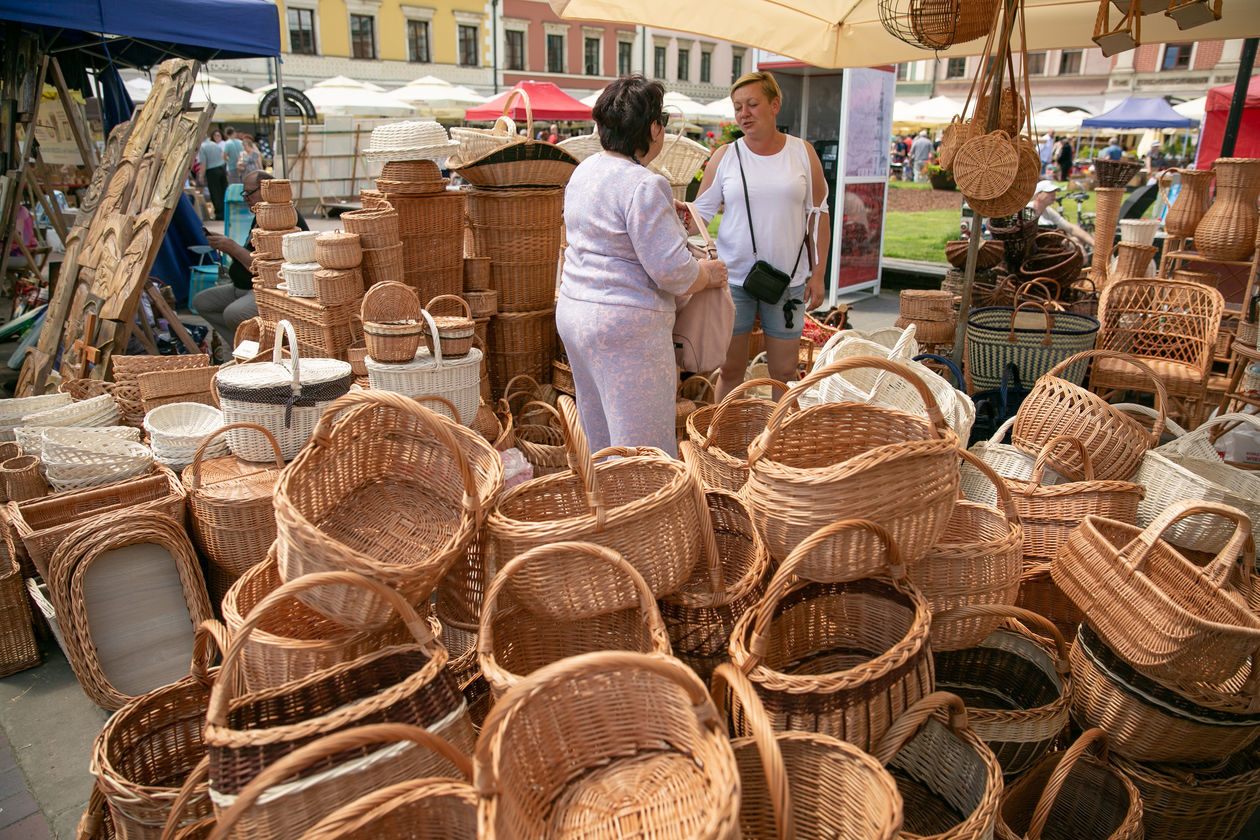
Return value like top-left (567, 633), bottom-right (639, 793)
top-left (657, 111), bottom-right (671, 127)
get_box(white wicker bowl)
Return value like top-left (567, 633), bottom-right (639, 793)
top-left (0, 394), bottom-right (72, 440)
top-left (13, 425), bottom-right (139, 459)
top-left (281, 231), bottom-right (319, 264)
top-left (22, 393), bottom-right (119, 429)
top-left (144, 403), bottom-right (226, 449)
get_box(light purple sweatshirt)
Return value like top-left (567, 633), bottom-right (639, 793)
top-left (560, 153), bottom-right (699, 312)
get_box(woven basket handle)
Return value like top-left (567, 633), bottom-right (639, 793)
top-left (934, 604), bottom-right (1070, 670)
top-left (1118, 499), bottom-right (1256, 585)
top-left (710, 663), bottom-right (794, 840)
top-left (310, 390), bottom-right (481, 518)
top-left (478, 541), bottom-right (672, 691)
top-left (271, 319), bottom-right (301, 393)
top-left (191, 618), bottom-right (229, 686)
top-left (1046, 349), bottom-right (1167, 444)
top-left (679, 452), bottom-right (727, 597)
top-left (1027, 728), bottom-right (1111, 840)
top-left (1005, 299), bottom-right (1055, 347)
top-left (1117, 403), bottom-right (1187, 441)
top-left (425, 294), bottom-right (472, 320)
top-left (1164, 411), bottom-right (1260, 456)
top-left (701, 377), bottom-right (787, 451)
top-left (958, 449), bottom-right (1021, 528)
top-left (502, 374), bottom-right (544, 412)
top-left (677, 373), bottom-right (716, 404)
top-left (1030, 435), bottom-right (1094, 484)
top-left (208, 723), bottom-right (473, 840)
top-left (189, 422), bottom-right (284, 491)
top-left (988, 414), bottom-right (1017, 444)
top-left (206, 570), bottom-right (438, 727)
top-left (158, 756), bottom-right (209, 840)
top-left (474, 651), bottom-right (718, 796)
top-left (501, 87), bottom-right (533, 136)
top-left (417, 309), bottom-right (444, 366)
top-left (750, 356), bottom-right (949, 465)
top-left (745, 519), bottom-right (904, 668)
top-left (871, 691), bottom-right (970, 766)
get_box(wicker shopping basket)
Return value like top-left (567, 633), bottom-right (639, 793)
top-left (273, 390), bottom-right (502, 629)
top-left (683, 378), bottom-right (784, 492)
top-left (478, 541), bottom-right (672, 698)
top-left (728, 519), bottom-right (934, 753)
top-left (1052, 499), bottom-right (1260, 687)
top-left (745, 356), bottom-right (961, 570)
top-left (474, 650), bottom-right (741, 840)
top-left (1111, 747), bottom-right (1260, 840)
top-left (965, 302), bottom-right (1098, 392)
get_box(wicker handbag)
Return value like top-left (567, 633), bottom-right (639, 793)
top-left (478, 541), bottom-right (672, 698)
top-left (215, 321), bottom-right (352, 462)
top-left (487, 397), bottom-right (711, 613)
top-left (711, 663), bottom-right (904, 840)
top-left (933, 604), bottom-right (1073, 779)
top-left (996, 729), bottom-right (1142, 840)
top-left (1013, 349), bottom-right (1167, 481)
top-left (728, 519), bottom-right (934, 753)
top-left (913, 450), bottom-right (1023, 652)
top-left (1052, 500), bottom-right (1260, 686)
top-left (965, 302), bottom-right (1099, 392)
top-left (474, 650), bottom-right (740, 840)
top-left (746, 356), bottom-right (961, 569)
top-left (872, 692), bottom-right (1004, 840)
top-left (181, 423), bottom-right (282, 584)
top-left (273, 390), bottom-right (502, 629)
top-left (1111, 748), bottom-right (1260, 840)
top-left (683, 378), bottom-right (784, 492)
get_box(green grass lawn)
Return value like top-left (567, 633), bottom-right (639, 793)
top-left (882, 208), bottom-right (960, 262)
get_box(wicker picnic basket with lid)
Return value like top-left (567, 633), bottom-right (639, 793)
top-left (90, 623), bottom-right (223, 840)
top-left (911, 450), bottom-right (1023, 652)
top-left (1111, 747), bottom-right (1260, 840)
top-left (965, 302), bottom-right (1099, 392)
top-left (1013, 349), bottom-right (1167, 481)
top-left (1069, 621), bottom-right (1260, 764)
top-left (711, 662), bottom-right (904, 840)
top-left (996, 728), bottom-right (1142, 840)
top-left (203, 570), bottom-right (474, 838)
top-left (658, 485), bottom-right (771, 682)
top-left (215, 321), bottom-right (352, 462)
top-left (933, 604), bottom-right (1073, 779)
top-left (313, 230), bottom-right (361, 269)
top-left (478, 541), bottom-right (672, 699)
top-left (728, 519), bottom-right (934, 753)
top-left (361, 280), bottom-right (423, 362)
top-left (474, 650), bottom-right (741, 840)
top-left (486, 397), bottom-right (709, 614)
top-left (683, 377), bottom-right (783, 492)
top-left (745, 356), bottom-right (961, 570)
top-left (364, 333), bottom-right (482, 426)
top-left (872, 691), bottom-right (1004, 840)
top-left (258, 178), bottom-right (290, 203)
top-left (422, 294), bottom-right (475, 357)
top-left (1052, 500), bottom-right (1260, 686)
top-left (273, 390), bottom-right (502, 629)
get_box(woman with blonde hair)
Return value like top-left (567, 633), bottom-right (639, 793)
top-left (692, 70), bottom-right (831, 399)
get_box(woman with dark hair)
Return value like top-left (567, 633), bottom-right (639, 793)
top-left (557, 74), bottom-right (728, 456)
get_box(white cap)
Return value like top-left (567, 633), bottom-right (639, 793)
top-left (918, 129), bottom-right (928, 137)
top-left (1035, 179), bottom-right (1059, 194)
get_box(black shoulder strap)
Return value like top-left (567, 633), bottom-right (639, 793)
top-left (733, 140), bottom-right (758, 258)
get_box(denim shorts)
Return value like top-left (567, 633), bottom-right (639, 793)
top-left (731, 282), bottom-right (807, 340)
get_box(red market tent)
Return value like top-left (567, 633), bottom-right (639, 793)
top-left (465, 81), bottom-right (592, 123)
top-left (1196, 75), bottom-right (1260, 168)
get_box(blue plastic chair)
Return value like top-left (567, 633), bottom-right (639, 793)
top-left (187, 246), bottom-right (222, 314)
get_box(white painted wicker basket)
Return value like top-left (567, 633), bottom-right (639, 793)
top-left (21, 393), bottom-right (120, 429)
top-left (143, 403), bottom-right (229, 470)
top-left (365, 311), bottom-right (480, 425)
top-left (281, 230), bottom-right (318, 264)
top-left (280, 262), bottom-right (320, 298)
top-left (13, 425), bottom-right (138, 459)
top-left (0, 394), bottom-right (72, 440)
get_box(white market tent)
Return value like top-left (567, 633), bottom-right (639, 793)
top-left (303, 75), bottom-right (416, 117)
top-left (580, 88), bottom-right (605, 108)
top-left (126, 73), bottom-right (261, 121)
top-left (663, 90), bottom-right (726, 124)
top-left (1174, 96), bottom-right (1208, 121)
top-left (1032, 107), bottom-right (1088, 132)
top-left (892, 95), bottom-right (964, 126)
top-left (390, 75), bottom-right (487, 119)
top-left (707, 96), bottom-right (735, 122)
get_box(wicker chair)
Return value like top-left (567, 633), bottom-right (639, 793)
top-left (1090, 278), bottom-right (1225, 427)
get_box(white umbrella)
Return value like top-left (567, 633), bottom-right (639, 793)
top-left (706, 96), bottom-right (735, 122)
top-left (662, 90), bottom-right (724, 124)
top-left (305, 76), bottom-right (416, 118)
top-left (391, 76), bottom-right (487, 119)
top-left (1173, 96), bottom-right (1207, 122)
top-left (1031, 107), bottom-right (1087, 132)
top-left (127, 74), bottom-right (262, 121)
top-left (580, 88), bottom-right (605, 108)
top-left (897, 95), bottom-right (963, 126)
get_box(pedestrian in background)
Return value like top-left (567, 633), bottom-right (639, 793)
top-left (223, 126), bottom-right (244, 185)
top-left (910, 129), bottom-right (933, 182)
top-left (1056, 136), bottom-right (1075, 183)
top-left (197, 131), bottom-right (228, 219)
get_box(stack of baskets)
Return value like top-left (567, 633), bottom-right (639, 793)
top-left (344, 194), bottom-right (403, 288)
top-left (312, 229), bottom-right (363, 306)
top-left (895, 289), bottom-right (958, 349)
top-left (373, 151), bottom-right (465, 303)
top-left (249, 179), bottom-right (299, 290)
top-left (463, 257), bottom-right (496, 399)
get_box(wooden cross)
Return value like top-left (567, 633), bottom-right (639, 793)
top-left (70, 311), bottom-right (101, 378)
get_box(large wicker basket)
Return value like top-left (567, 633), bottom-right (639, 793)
top-left (683, 377), bottom-right (783, 492)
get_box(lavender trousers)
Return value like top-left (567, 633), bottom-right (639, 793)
top-left (555, 294), bottom-right (679, 457)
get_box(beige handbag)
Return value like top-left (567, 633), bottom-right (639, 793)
top-left (673, 203), bottom-right (734, 373)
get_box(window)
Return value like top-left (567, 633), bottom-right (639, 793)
top-left (584, 37), bottom-right (600, 75)
top-left (407, 20), bottom-right (430, 63)
top-left (895, 63), bottom-right (908, 81)
top-left (1026, 52), bottom-right (1046, 75)
top-left (677, 48), bottom-right (690, 81)
top-left (547, 34), bottom-right (565, 73)
top-left (1163, 43), bottom-right (1193, 71)
top-left (731, 51), bottom-right (743, 82)
top-left (654, 45), bottom-right (666, 79)
top-left (618, 40), bottom-right (633, 76)
top-left (505, 30), bottom-right (525, 71)
top-left (288, 8), bottom-right (316, 55)
top-left (1059, 50), bottom-right (1082, 75)
top-left (458, 24), bottom-right (478, 66)
top-left (945, 57), bottom-right (966, 78)
top-left (350, 14), bottom-right (375, 59)
top-left (700, 51), bottom-right (712, 83)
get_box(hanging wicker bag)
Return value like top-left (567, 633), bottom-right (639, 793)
top-left (954, 130), bottom-right (1021, 202)
top-left (422, 295), bottom-right (475, 357)
top-left (872, 692), bottom-right (1004, 840)
top-left (313, 230), bottom-right (361, 269)
top-left (728, 519), bottom-right (934, 753)
top-left (995, 728), bottom-right (1143, 840)
top-left (745, 356), bottom-right (961, 570)
top-left (683, 377), bottom-right (784, 492)
top-left (1013, 349), bottom-right (1167, 481)
top-left (361, 281), bottom-right (423, 363)
top-left (215, 320), bottom-right (352, 462)
top-left (1052, 499), bottom-right (1260, 687)
top-left (474, 650), bottom-right (740, 840)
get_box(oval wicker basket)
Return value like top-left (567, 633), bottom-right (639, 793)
top-left (362, 281), bottom-right (422, 362)
top-left (253, 202), bottom-right (297, 231)
top-left (258, 179), bottom-right (291, 203)
top-left (314, 230), bottom-right (362, 269)
top-left (281, 231), bottom-right (318, 264)
top-left (422, 295), bottom-right (474, 357)
top-left (280, 262), bottom-right (319, 298)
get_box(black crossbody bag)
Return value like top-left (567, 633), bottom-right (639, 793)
top-left (734, 140), bottom-right (810, 304)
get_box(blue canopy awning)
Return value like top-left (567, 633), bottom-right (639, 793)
top-left (1081, 97), bottom-right (1199, 130)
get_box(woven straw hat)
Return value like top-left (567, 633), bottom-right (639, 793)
top-left (362, 120), bottom-right (458, 162)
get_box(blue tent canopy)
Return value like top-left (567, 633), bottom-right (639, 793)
top-left (1081, 97), bottom-right (1199, 130)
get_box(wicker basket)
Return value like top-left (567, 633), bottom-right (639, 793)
top-left (342, 203), bottom-right (400, 249)
top-left (253, 202), bottom-right (297, 231)
top-left (422, 295), bottom-right (475, 357)
top-left (746, 356), bottom-right (961, 570)
top-left (872, 692), bottom-right (1004, 840)
top-left (2, 455), bottom-right (46, 501)
top-left (0, 393), bottom-right (72, 441)
top-left (312, 267), bottom-right (362, 307)
top-left (281, 231), bottom-right (318, 264)
top-left (40, 431), bottom-right (154, 493)
top-left (249, 227), bottom-right (297, 261)
top-left (728, 518), bottom-right (934, 753)
top-left (955, 130), bottom-right (1020, 202)
top-left (474, 650), bottom-right (740, 840)
top-left (487, 307), bottom-right (557, 392)
top-left (450, 105), bottom-right (518, 160)
top-left (995, 728), bottom-right (1143, 840)
top-left (273, 390), bottom-right (502, 629)
top-left (900, 289), bottom-right (957, 322)
top-left (1111, 748), bottom-right (1260, 840)
top-left (144, 402), bottom-right (225, 454)
top-left (0, 550), bottom-right (38, 677)
top-left (311, 230), bottom-right (359, 270)
top-left (945, 238), bottom-right (1004, 269)
top-left (364, 330), bottom-right (482, 426)
top-left (1052, 500), bottom-right (1260, 686)
top-left (22, 392), bottom-right (121, 430)
top-left (250, 258), bottom-right (283, 289)
top-left (465, 186), bottom-right (563, 313)
top-left (280, 262), bottom-right (320, 298)
top-left (965, 303), bottom-right (1099, 392)
top-left (448, 116), bottom-right (578, 190)
top-left (258, 179), bottom-right (291, 203)
top-left (362, 281), bottom-right (422, 362)
top-left (463, 256), bottom-right (491, 291)
top-left (252, 287), bottom-right (362, 360)
top-left (1094, 157), bottom-right (1142, 189)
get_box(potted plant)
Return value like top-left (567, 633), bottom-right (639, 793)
top-left (927, 162), bottom-right (956, 191)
